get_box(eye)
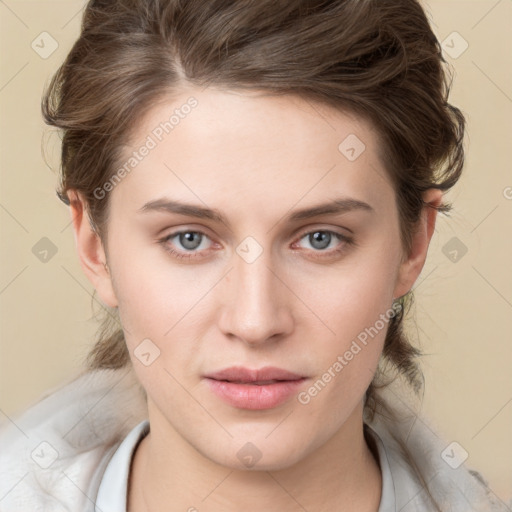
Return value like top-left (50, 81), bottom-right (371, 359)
top-left (294, 229), bottom-right (353, 256)
top-left (160, 230), bottom-right (214, 260)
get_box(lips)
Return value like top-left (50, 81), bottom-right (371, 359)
top-left (204, 366), bottom-right (304, 384)
top-left (204, 366), bottom-right (307, 410)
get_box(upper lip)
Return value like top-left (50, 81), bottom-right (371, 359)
top-left (204, 366), bottom-right (304, 383)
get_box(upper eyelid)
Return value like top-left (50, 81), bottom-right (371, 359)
top-left (294, 226), bottom-right (351, 238)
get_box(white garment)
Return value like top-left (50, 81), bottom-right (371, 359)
top-left (0, 368), bottom-right (509, 511)
top-left (95, 421), bottom-right (149, 512)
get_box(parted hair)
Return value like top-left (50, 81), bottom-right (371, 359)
top-left (42, 3), bottom-right (464, 505)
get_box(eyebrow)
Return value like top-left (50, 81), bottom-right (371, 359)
top-left (138, 197), bottom-right (374, 226)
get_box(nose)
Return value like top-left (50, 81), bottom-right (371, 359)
top-left (217, 249), bottom-right (294, 346)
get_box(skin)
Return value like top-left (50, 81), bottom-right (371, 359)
top-left (69, 87), bottom-right (441, 512)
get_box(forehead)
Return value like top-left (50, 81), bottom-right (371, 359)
top-left (109, 87), bottom-right (394, 218)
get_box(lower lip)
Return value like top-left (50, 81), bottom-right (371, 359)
top-left (204, 378), bottom-right (306, 410)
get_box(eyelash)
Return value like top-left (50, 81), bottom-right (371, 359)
top-left (159, 229), bottom-right (354, 262)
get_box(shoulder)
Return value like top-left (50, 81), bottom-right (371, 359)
top-left (0, 368), bottom-right (146, 511)
top-left (367, 383), bottom-right (510, 512)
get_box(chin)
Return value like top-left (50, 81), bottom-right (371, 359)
top-left (200, 437), bottom-right (310, 473)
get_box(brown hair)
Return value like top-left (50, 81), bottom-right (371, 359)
top-left (43, 1), bottom-right (464, 506)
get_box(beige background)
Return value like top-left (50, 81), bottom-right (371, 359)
top-left (1, 0), bottom-right (511, 504)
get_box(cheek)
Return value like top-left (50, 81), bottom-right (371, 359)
top-left (294, 242), bottom-right (400, 405)
top-left (297, 300), bottom-right (391, 438)
top-left (109, 255), bottom-right (209, 403)
top-left (105, 232), bottom-right (230, 395)
top-left (108, 238), bottom-right (228, 388)
top-left (108, 238), bottom-right (199, 346)
top-left (298, 239), bottom-right (400, 339)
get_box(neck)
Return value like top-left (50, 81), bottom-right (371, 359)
top-left (128, 401), bottom-right (382, 512)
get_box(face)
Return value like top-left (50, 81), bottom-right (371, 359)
top-left (75, 87), bottom-right (430, 471)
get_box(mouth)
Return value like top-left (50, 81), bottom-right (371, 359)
top-left (204, 366), bottom-right (304, 383)
top-left (222, 380), bottom-right (286, 385)
top-left (203, 366), bottom-right (307, 410)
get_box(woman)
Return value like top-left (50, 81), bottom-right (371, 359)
top-left (0, 0), bottom-right (507, 511)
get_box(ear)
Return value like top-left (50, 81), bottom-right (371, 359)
top-left (68, 190), bottom-right (118, 308)
top-left (393, 189), bottom-right (443, 299)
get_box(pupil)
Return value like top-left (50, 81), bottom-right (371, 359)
top-left (310, 231), bottom-right (330, 250)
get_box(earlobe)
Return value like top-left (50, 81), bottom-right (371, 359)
top-left (68, 190), bottom-right (118, 308)
top-left (393, 189), bottom-right (443, 299)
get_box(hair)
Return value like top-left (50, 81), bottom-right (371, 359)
top-left (42, 1), bottom-right (465, 508)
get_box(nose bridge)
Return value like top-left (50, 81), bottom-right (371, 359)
top-left (218, 244), bottom-right (292, 344)
top-left (237, 251), bottom-right (275, 310)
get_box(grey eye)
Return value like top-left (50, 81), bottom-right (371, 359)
top-left (308, 231), bottom-right (332, 250)
top-left (178, 232), bottom-right (203, 250)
